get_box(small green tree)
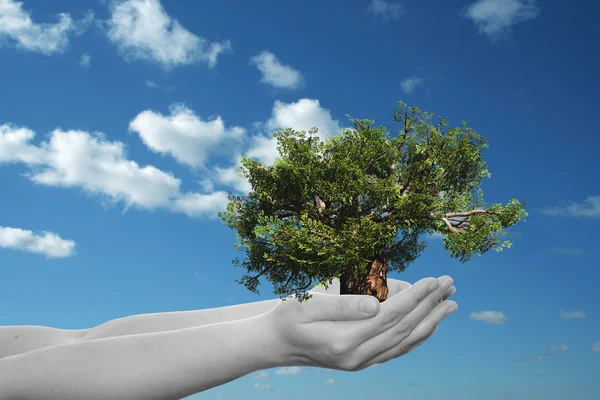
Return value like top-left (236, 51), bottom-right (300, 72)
top-left (219, 101), bottom-right (527, 302)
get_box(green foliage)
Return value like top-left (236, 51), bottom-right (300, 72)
top-left (218, 101), bottom-right (527, 302)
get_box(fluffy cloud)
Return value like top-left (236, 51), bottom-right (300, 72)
top-left (0, 0), bottom-right (93, 54)
top-left (541, 196), bottom-right (600, 219)
top-left (0, 226), bottom-right (75, 258)
top-left (128, 104), bottom-right (245, 168)
top-left (462, 0), bottom-right (540, 41)
top-left (106, 0), bottom-right (231, 69)
top-left (367, 0), bottom-right (403, 22)
top-left (400, 76), bottom-right (424, 95)
top-left (559, 310), bottom-right (586, 320)
top-left (0, 123), bottom-right (228, 219)
top-left (250, 51), bottom-right (304, 89)
top-left (210, 98), bottom-right (346, 194)
top-left (275, 367), bottom-right (302, 376)
top-left (468, 310), bottom-right (508, 325)
top-left (547, 344), bottom-right (569, 353)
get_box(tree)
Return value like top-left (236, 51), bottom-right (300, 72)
top-left (218, 101), bottom-right (527, 303)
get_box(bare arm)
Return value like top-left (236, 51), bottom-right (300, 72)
top-left (0, 299), bottom-right (279, 359)
top-left (0, 313), bottom-right (286, 400)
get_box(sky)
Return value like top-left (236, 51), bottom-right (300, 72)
top-left (0, 0), bottom-right (599, 398)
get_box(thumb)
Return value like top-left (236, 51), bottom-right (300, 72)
top-left (306, 293), bottom-right (380, 321)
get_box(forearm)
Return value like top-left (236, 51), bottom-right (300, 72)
top-left (81, 299), bottom-right (280, 341)
top-left (0, 314), bottom-right (286, 400)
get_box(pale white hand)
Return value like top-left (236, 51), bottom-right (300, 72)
top-left (265, 276), bottom-right (458, 372)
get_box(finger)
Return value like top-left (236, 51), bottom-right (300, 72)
top-left (301, 292), bottom-right (380, 321)
top-left (353, 277), bottom-right (452, 360)
top-left (364, 300), bottom-right (458, 367)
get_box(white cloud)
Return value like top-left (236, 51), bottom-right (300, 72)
top-left (469, 310), bottom-right (508, 325)
top-left (547, 344), bottom-right (569, 353)
top-left (252, 371), bottom-right (269, 380)
top-left (400, 76), bottom-right (424, 94)
top-left (325, 377), bottom-right (339, 385)
top-left (0, 0), bottom-right (93, 54)
top-left (79, 52), bottom-right (91, 67)
top-left (252, 382), bottom-right (273, 391)
top-left (541, 196), bottom-right (600, 219)
top-left (275, 366), bottom-right (302, 376)
top-left (367, 0), bottom-right (403, 22)
top-left (106, 0), bottom-right (231, 69)
top-left (250, 50), bottom-right (303, 89)
top-left (0, 226), bottom-right (75, 258)
top-left (592, 342), bottom-right (600, 353)
top-left (0, 123), bottom-right (228, 219)
top-left (462, 0), bottom-right (540, 41)
top-left (546, 247), bottom-right (584, 256)
top-left (0, 124), bottom-right (45, 164)
top-left (146, 80), bottom-right (158, 88)
top-left (210, 98), bottom-right (346, 195)
top-left (128, 103), bottom-right (245, 168)
top-left (559, 310), bottom-right (586, 320)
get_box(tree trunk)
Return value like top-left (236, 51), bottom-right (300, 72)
top-left (339, 255), bottom-right (389, 302)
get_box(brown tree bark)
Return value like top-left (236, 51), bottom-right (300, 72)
top-left (339, 256), bottom-right (389, 302)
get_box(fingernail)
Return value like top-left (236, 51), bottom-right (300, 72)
top-left (445, 305), bottom-right (458, 316)
top-left (428, 282), bottom-right (440, 292)
top-left (442, 278), bottom-right (454, 292)
top-left (361, 298), bottom-right (378, 314)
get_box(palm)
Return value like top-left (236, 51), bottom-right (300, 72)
top-left (309, 278), bottom-right (412, 298)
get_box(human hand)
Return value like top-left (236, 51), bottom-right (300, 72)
top-left (309, 277), bottom-right (456, 301)
top-left (266, 276), bottom-right (458, 372)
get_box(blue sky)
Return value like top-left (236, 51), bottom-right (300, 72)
top-left (1, 0), bottom-right (599, 398)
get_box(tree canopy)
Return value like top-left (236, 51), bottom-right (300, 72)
top-left (219, 101), bottom-right (527, 301)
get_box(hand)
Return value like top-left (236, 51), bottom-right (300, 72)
top-left (309, 277), bottom-right (456, 301)
top-left (266, 276), bottom-right (458, 372)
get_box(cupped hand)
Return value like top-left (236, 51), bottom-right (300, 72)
top-left (266, 276), bottom-right (458, 372)
top-left (308, 277), bottom-right (456, 301)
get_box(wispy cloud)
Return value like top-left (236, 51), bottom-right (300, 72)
top-left (462, 0), bottom-right (540, 41)
top-left (0, 0), bottom-right (93, 54)
top-left (367, 0), bottom-right (404, 22)
top-left (547, 344), bottom-right (569, 353)
top-left (325, 378), bottom-right (340, 385)
top-left (275, 367), bottom-right (302, 376)
top-left (252, 382), bottom-right (273, 391)
top-left (79, 53), bottom-right (91, 67)
top-left (540, 196), bottom-right (600, 218)
top-left (252, 371), bottom-right (269, 380)
top-left (0, 226), bottom-right (75, 258)
top-left (250, 51), bottom-right (304, 89)
top-left (469, 310), bottom-right (508, 325)
top-left (559, 310), bottom-right (586, 320)
top-left (400, 76), bottom-right (424, 94)
top-left (592, 342), bottom-right (600, 352)
top-left (543, 247), bottom-right (585, 256)
top-left (106, 0), bottom-right (231, 69)
top-left (511, 355), bottom-right (543, 362)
